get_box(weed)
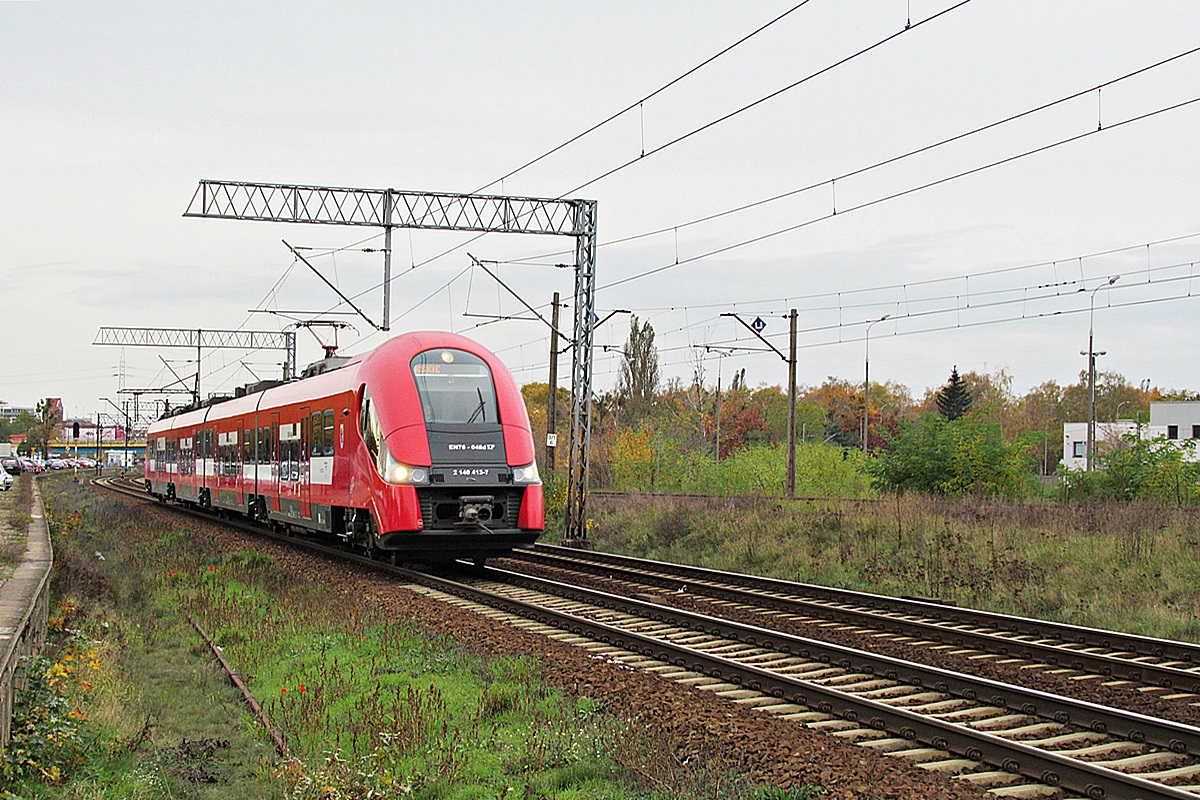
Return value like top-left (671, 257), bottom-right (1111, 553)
top-left (0, 654), bottom-right (90, 784)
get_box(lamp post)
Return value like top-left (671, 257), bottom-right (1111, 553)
top-left (1083, 276), bottom-right (1119, 471)
top-left (863, 314), bottom-right (890, 453)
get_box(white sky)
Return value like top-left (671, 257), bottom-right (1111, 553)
top-left (3, 1), bottom-right (1199, 421)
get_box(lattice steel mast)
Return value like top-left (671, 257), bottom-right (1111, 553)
top-left (183, 179), bottom-right (599, 541)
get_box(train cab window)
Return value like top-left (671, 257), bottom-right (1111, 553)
top-left (360, 388), bottom-right (382, 464)
top-left (410, 349), bottom-right (498, 425)
top-left (322, 410), bottom-right (335, 455)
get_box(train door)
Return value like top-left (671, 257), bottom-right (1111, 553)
top-left (278, 416), bottom-right (300, 520)
top-left (266, 412), bottom-right (280, 514)
top-left (235, 420), bottom-right (245, 508)
top-left (300, 406), bottom-right (312, 519)
top-left (201, 426), bottom-right (214, 507)
top-left (216, 426), bottom-right (239, 509)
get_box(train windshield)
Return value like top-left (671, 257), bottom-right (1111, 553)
top-left (410, 349), bottom-right (499, 425)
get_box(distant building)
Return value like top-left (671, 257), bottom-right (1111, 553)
top-left (1143, 401), bottom-right (1200, 445)
top-left (1062, 401), bottom-right (1200, 470)
top-left (0, 401), bottom-right (36, 422)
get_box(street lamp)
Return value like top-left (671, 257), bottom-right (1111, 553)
top-left (1083, 275), bottom-right (1119, 471)
top-left (863, 314), bottom-right (890, 453)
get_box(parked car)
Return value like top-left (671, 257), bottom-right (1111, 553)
top-left (1, 457), bottom-right (19, 476)
top-left (0, 469), bottom-right (12, 491)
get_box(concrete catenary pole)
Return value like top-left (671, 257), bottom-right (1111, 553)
top-left (786, 309), bottom-right (797, 498)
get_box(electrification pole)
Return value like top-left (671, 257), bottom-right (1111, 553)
top-left (786, 309), bottom-right (797, 498)
top-left (720, 310), bottom-right (798, 498)
top-left (863, 314), bottom-right (890, 454)
top-left (546, 291), bottom-right (561, 473)
top-left (1083, 276), bottom-right (1119, 471)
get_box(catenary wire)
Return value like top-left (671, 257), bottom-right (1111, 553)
top-left (503, 44), bottom-right (1200, 265)
top-left (600, 94), bottom-right (1200, 291)
top-left (470, 0), bottom-right (816, 195)
top-left (404, 1), bottom-right (974, 275)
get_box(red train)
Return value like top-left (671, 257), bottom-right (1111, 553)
top-left (144, 332), bottom-right (544, 562)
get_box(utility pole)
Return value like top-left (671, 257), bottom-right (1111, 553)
top-left (546, 291), bottom-right (561, 473)
top-left (786, 309), bottom-right (797, 498)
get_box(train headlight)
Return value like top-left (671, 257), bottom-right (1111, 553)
top-left (511, 461), bottom-right (540, 485)
top-left (382, 449), bottom-right (429, 485)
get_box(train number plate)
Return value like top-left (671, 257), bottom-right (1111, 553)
top-left (451, 468), bottom-right (492, 478)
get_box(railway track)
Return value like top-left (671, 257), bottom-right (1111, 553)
top-left (510, 545), bottom-right (1200, 697)
top-left (95, 477), bottom-right (1200, 798)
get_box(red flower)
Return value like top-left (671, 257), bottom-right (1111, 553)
top-left (299, 684), bottom-right (306, 693)
top-left (281, 687), bottom-right (287, 694)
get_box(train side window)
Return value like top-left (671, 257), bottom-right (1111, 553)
top-left (311, 413), bottom-right (323, 456)
top-left (323, 410), bottom-right (335, 455)
top-left (360, 389), bottom-right (379, 462)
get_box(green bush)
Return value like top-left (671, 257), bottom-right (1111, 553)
top-left (1059, 436), bottom-right (1200, 505)
top-left (869, 414), bottom-right (1036, 499)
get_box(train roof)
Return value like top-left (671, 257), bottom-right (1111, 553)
top-left (146, 331), bottom-right (514, 435)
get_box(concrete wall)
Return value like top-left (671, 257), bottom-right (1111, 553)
top-left (0, 481), bottom-right (53, 750)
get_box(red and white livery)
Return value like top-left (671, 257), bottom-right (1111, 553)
top-left (145, 332), bottom-right (544, 561)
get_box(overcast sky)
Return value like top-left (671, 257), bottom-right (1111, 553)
top-left (3, 1), bottom-right (1199, 421)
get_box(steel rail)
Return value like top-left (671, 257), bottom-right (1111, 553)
top-left (526, 545), bottom-right (1200, 688)
top-left (481, 563), bottom-right (1200, 757)
top-left (514, 547), bottom-right (1200, 693)
top-left (457, 566), bottom-right (1197, 800)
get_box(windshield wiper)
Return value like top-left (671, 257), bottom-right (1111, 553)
top-left (466, 387), bottom-right (487, 423)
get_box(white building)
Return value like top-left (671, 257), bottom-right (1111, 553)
top-left (1062, 401), bottom-right (1200, 470)
top-left (1062, 420), bottom-right (1139, 471)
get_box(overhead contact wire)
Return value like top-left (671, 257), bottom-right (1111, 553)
top-left (601, 94), bottom-right (1200, 291)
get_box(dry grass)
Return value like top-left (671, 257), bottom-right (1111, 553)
top-left (591, 493), bottom-right (1200, 642)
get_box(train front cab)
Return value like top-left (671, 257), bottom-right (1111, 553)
top-left (363, 344), bottom-right (544, 560)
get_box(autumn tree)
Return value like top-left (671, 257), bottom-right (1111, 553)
top-left (617, 315), bottom-right (660, 419)
top-left (28, 398), bottom-right (63, 459)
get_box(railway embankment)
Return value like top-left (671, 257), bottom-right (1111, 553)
top-left (0, 475), bottom-right (53, 749)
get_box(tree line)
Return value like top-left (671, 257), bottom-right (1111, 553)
top-left (522, 316), bottom-right (1200, 503)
